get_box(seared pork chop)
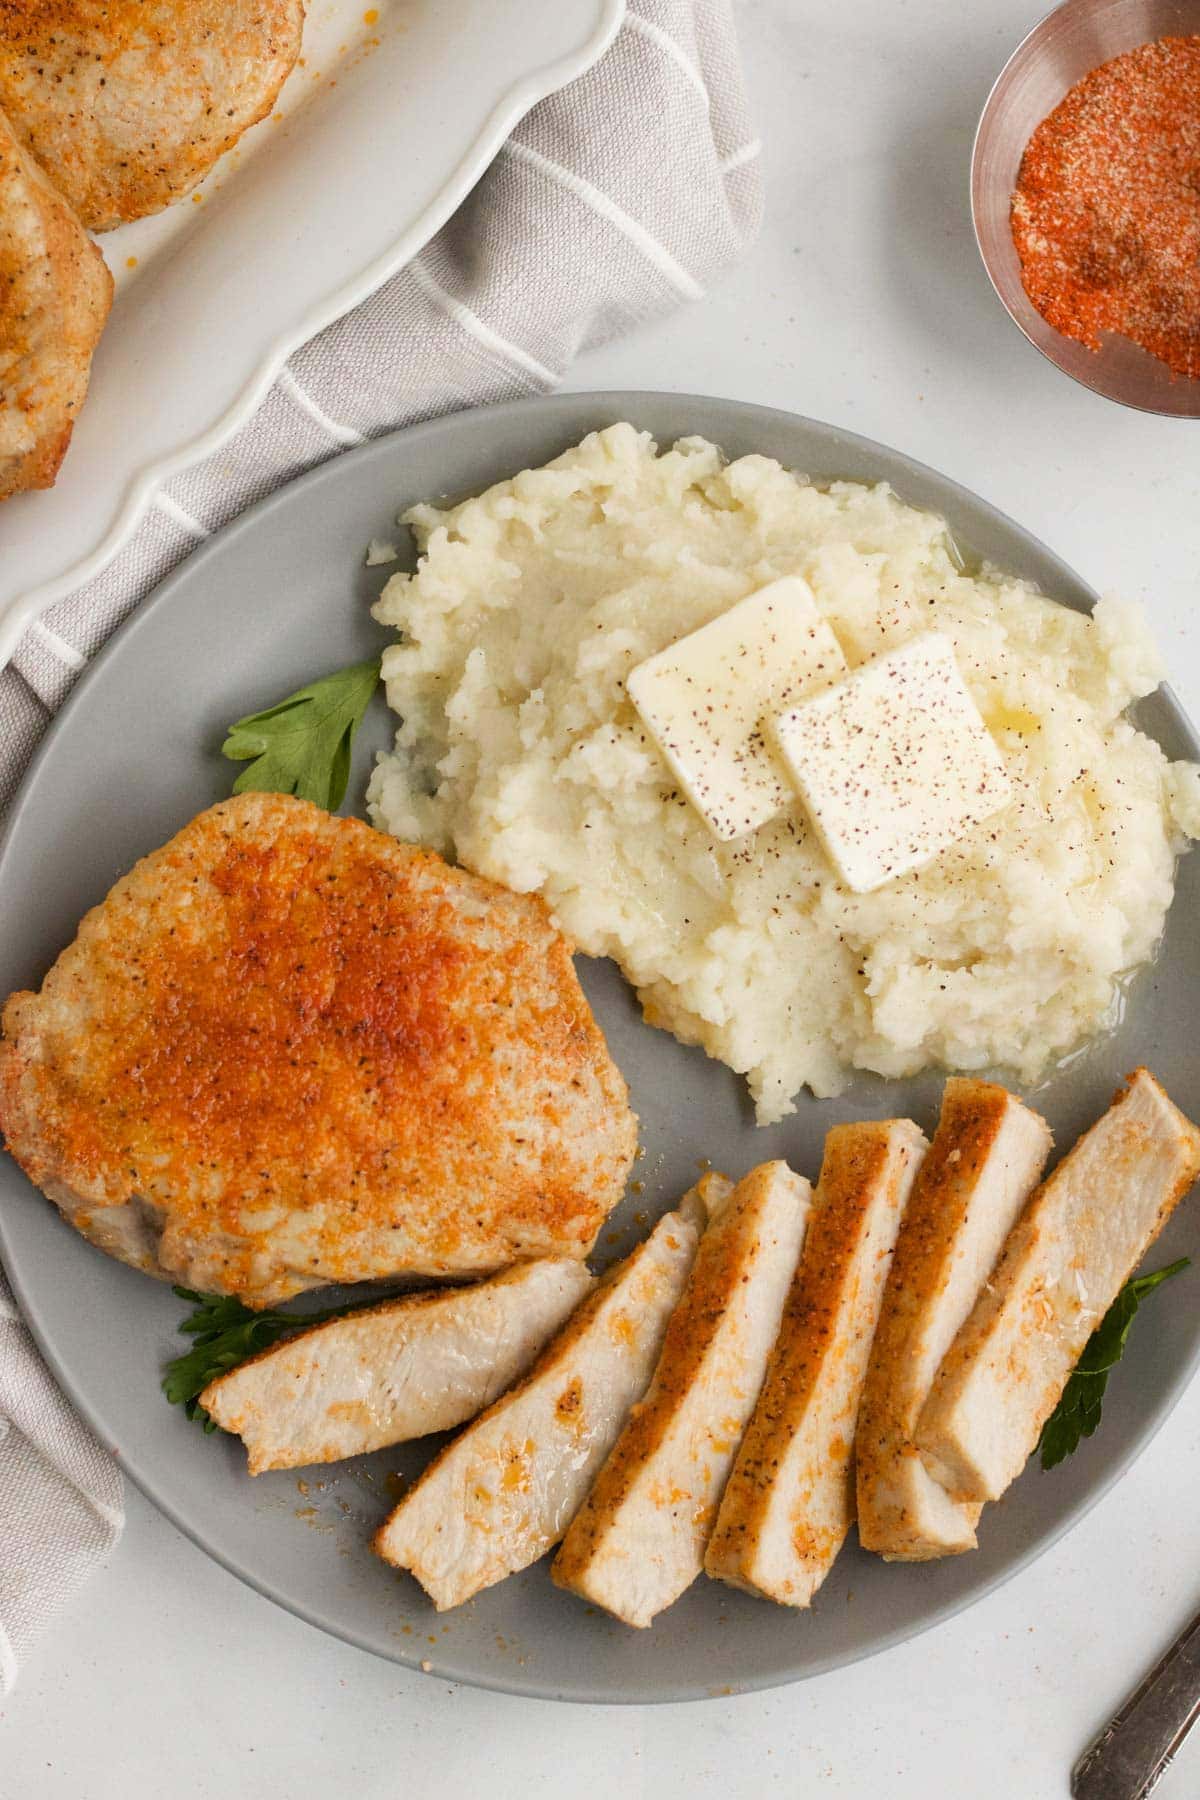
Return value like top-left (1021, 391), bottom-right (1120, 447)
top-left (0, 1), bottom-right (305, 231)
top-left (855, 1079), bottom-right (1051, 1561)
top-left (0, 794), bottom-right (637, 1305)
top-left (917, 1070), bottom-right (1200, 1503)
top-left (202, 1259), bottom-right (596, 1475)
top-left (0, 107), bottom-right (111, 499)
top-left (706, 1121), bottom-right (925, 1607)
top-left (373, 1184), bottom-right (719, 1610)
top-left (552, 1162), bottom-right (808, 1628)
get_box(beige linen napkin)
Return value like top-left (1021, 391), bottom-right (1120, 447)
top-left (0, 0), bottom-right (760, 1688)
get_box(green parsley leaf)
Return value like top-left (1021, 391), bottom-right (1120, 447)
top-left (1039, 1257), bottom-right (1189, 1470)
top-left (221, 656), bottom-right (382, 811)
top-left (163, 1286), bottom-right (378, 1432)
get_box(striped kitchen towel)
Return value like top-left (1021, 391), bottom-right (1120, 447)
top-left (0, 0), bottom-right (760, 1689)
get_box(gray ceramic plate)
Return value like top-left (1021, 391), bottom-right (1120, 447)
top-left (2, 393), bottom-right (1198, 1704)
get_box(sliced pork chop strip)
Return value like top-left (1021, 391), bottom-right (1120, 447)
top-left (552, 1161), bottom-right (810, 1628)
top-left (372, 1179), bottom-right (728, 1611)
top-left (856, 1079), bottom-right (1052, 1561)
top-left (917, 1069), bottom-right (1200, 1504)
top-left (200, 1259), bottom-right (596, 1476)
top-left (706, 1121), bottom-right (925, 1607)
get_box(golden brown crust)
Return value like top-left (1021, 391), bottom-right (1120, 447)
top-left (0, 1), bottom-right (305, 230)
top-left (0, 108), bottom-right (112, 498)
top-left (878, 1081), bottom-right (1015, 1307)
top-left (855, 1079), bottom-right (1051, 1558)
top-left (710, 1123), bottom-right (920, 1567)
top-left (916, 1068), bottom-right (1200, 1501)
top-left (551, 1164), bottom-right (794, 1589)
top-left (860, 1082), bottom-right (1042, 1386)
top-left (0, 794), bottom-right (637, 1303)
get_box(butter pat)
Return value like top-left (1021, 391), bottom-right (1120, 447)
top-left (770, 632), bottom-right (1012, 892)
top-left (627, 577), bottom-right (847, 842)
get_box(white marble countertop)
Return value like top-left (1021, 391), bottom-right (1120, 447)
top-left (5, 1), bottom-right (1200, 1794)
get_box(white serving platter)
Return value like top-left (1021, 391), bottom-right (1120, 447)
top-left (0, 0), bottom-right (623, 670)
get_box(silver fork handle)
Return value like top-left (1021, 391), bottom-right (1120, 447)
top-left (1073, 1608), bottom-right (1200, 1800)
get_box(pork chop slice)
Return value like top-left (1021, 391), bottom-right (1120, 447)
top-left (856, 1079), bottom-right (1052, 1561)
top-left (916, 1069), bottom-right (1200, 1503)
top-left (552, 1161), bottom-right (810, 1628)
top-left (201, 1259), bottom-right (596, 1476)
top-left (0, 1), bottom-right (305, 230)
top-left (0, 106), bottom-right (112, 499)
top-left (706, 1120), bottom-right (926, 1607)
top-left (372, 1181), bottom-right (723, 1611)
top-left (0, 793), bottom-right (637, 1305)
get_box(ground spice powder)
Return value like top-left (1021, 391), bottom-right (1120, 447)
top-left (1012, 35), bottom-right (1200, 379)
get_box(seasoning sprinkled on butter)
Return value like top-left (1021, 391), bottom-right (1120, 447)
top-left (627, 577), bottom-right (847, 842)
top-left (770, 631), bottom-right (1013, 892)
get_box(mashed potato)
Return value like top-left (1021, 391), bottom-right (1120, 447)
top-left (368, 425), bottom-right (1200, 1124)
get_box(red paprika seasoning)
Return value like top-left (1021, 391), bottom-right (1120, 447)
top-left (1011, 35), bottom-right (1200, 379)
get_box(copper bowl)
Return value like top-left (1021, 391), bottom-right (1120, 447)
top-left (971, 0), bottom-right (1200, 416)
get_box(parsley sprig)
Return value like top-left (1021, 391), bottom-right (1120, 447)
top-left (163, 1286), bottom-right (375, 1431)
top-left (1039, 1258), bottom-right (1190, 1470)
top-left (221, 657), bottom-right (382, 811)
